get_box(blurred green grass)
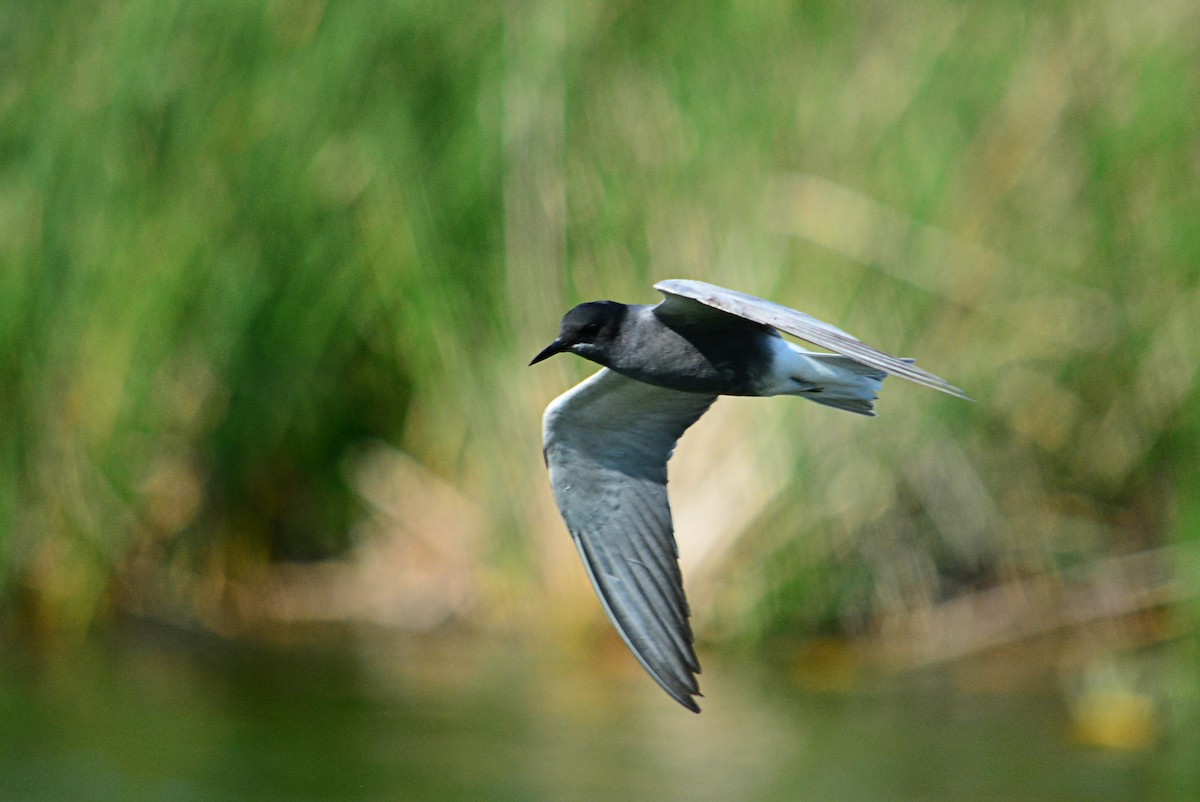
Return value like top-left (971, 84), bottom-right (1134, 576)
top-left (1, 0), bottom-right (1198, 700)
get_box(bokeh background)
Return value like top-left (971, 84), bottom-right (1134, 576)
top-left (3, 1), bottom-right (1200, 799)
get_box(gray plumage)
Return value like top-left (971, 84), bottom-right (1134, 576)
top-left (531, 279), bottom-right (967, 712)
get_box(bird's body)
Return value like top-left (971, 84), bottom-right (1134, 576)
top-left (531, 280), bottom-right (967, 712)
top-left (580, 303), bottom-right (774, 395)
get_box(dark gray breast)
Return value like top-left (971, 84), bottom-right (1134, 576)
top-left (601, 306), bottom-right (776, 396)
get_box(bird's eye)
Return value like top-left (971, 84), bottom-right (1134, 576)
top-left (579, 323), bottom-right (602, 338)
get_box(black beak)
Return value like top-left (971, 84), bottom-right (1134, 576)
top-left (529, 338), bottom-right (569, 366)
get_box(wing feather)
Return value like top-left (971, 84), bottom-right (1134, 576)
top-left (654, 279), bottom-right (970, 399)
top-left (542, 368), bottom-right (715, 711)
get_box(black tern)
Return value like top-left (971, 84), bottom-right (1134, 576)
top-left (530, 279), bottom-right (968, 712)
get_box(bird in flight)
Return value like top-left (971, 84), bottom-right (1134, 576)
top-left (530, 279), bottom-right (968, 712)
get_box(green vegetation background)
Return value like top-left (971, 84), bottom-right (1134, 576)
top-left (2, 0), bottom-right (1198, 687)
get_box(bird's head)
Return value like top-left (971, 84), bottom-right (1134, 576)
top-left (529, 301), bottom-right (627, 366)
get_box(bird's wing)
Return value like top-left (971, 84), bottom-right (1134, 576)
top-left (542, 367), bottom-right (717, 712)
top-left (654, 279), bottom-right (970, 399)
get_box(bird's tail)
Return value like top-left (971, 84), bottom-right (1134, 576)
top-left (788, 353), bottom-right (895, 417)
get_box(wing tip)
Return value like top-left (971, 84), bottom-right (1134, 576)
top-left (892, 359), bottom-right (972, 401)
top-left (656, 660), bottom-right (704, 712)
top-left (667, 684), bottom-right (702, 713)
top-left (927, 377), bottom-right (973, 401)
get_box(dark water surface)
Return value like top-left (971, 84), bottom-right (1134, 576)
top-left (0, 625), bottom-right (1194, 801)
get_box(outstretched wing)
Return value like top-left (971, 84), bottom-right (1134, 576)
top-left (542, 368), bottom-right (717, 712)
top-left (655, 279), bottom-right (970, 399)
